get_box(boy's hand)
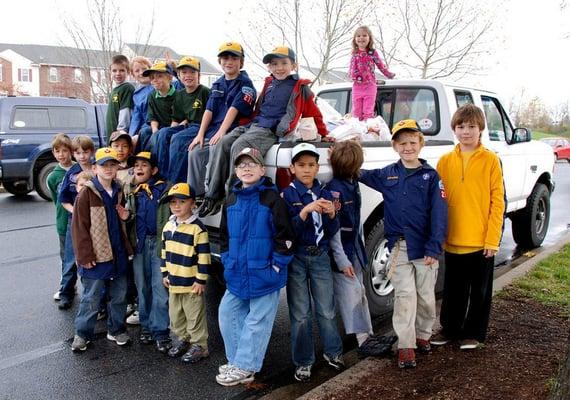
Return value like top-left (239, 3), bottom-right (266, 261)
top-left (162, 277), bottom-right (170, 288)
top-left (115, 204), bottom-right (129, 220)
top-left (209, 130), bottom-right (225, 145)
top-left (424, 256), bottom-right (438, 266)
top-left (342, 265), bottom-right (356, 278)
top-left (191, 282), bottom-right (206, 295)
top-left (189, 134), bottom-right (204, 151)
top-left (82, 260), bottom-right (96, 269)
top-left (316, 198), bottom-right (335, 218)
top-left (300, 201), bottom-right (322, 220)
top-left (321, 136), bottom-right (335, 142)
top-left (483, 248), bottom-right (497, 258)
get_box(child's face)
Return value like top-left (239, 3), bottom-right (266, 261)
top-left (110, 138), bottom-right (131, 162)
top-left (169, 197), bottom-right (194, 219)
top-left (150, 72), bottom-right (171, 92)
top-left (289, 154), bottom-right (319, 188)
top-left (355, 29), bottom-right (370, 49)
top-left (52, 146), bottom-right (72, 166)
top-left (219, 55), bottom-right (241, 78)
top-left (73, 148), bottom-right (93, 167)
top-left (454, 120), bottom-right (481, 150)
top-left (178, 67), bottom-right (200, 91)
top-left (76, 177), bottom-right (89, 192)
top-left (235, 156), bottom-right (265, 187)
top-left (392, 132), bottom-right (422, 163)
top-left (133, 159), bottom-right (157, 184)
top-left (111, 62), bottom-right (128, 85)
top-left (131, 61), bottom-right (150, 85)
top-left (95, 160), bottom-right (119, 181)
top-left (268, 58), bottom-right (295, 80)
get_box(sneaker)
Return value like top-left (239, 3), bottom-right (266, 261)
top-left (126, 311), bottom-right (140, 325)
top-left (294, 365), bottom-right (312, 382)
top-left (416, 338), bottom-right (432, 353)
top-left (53, 291), bottom-right (61, 301)
top-left (459, 339), bottom-right (483, 350)
top-left (106, 332), bottom-right (131, 346)
top-left (430, 331), bottom-right (450, 346)
top-left (126, 303), bottom-right (137, 316)
top-left (398, 348), bottom-right (417, 369)
top-left (168, 340), bottom-right (190, 358)
top-left (156, 339), bottom-right (172, 354)
top-left (218, 363), bottom-right (234, 374)
top-left (181, 344), bottom-right (209, 363)
top-left (215, 366), bottom-right (255, 386)
top-left (198, 197), bottom-right (222, 218)
top-left (139, 330), bottom-right (153, 344)
top-left (324, 353), bottom-right (345, 371)
top-left (58, 300), bottom-right (72, 310)
top-left (96, 310), bottom-right (107, 321)
top-left (358, 336), bottom-right (394, 357)
top-left (71, 335), bottom-right (89, 352)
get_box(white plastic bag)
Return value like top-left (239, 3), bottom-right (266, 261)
top-left (285, 117), bottom-right (320, 142)
top-left (365, 116), bottom-right (391, 141)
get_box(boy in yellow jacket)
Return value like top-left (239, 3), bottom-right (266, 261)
top-left (431, 104), bottom-right (505, 350)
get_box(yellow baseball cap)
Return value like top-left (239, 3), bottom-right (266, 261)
top-left (132, 151), bottom-right (157, 167)
top-left (218, 42), bottom-right (244, 57)
top-left (93, 147), bottom-right (119, 165)
top-left (262, 46), bottom-right (296, 64)
top-left (162, 183), bottom-right (195, 202)
top-left (391, 119), bottom-right (422, 140)
top-left (142, 61), bottom-right (169, 77)
top-left (176, 56), bottom-right (200, 72)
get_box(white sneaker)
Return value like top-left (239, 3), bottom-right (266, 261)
top-left (215, 366), bottom-right (254, 386)
top-left (53, 291), bottom-right (61, 301)
top-left (126, 311), bottom-right (140, 325)
top-left (218, 363), bottom-right (234, 374)
top-left (106, 332), bottom-right (131, 346)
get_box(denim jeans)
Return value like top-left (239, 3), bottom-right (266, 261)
top-left (168, 124), bottom-right (200, 183)
top-left (133, 236), bottom-right (170, 340)
top-left (286, 251), bottom-right (343, 367)
top-left (59, 219), bottom-right (77, 302)
top-left (137, 126), bottom-right (154, 153)
top-left (154, 125), bottom-right (185, 179)
top-left (75, 274), bottom-right (127, 340)
top-left (218, 290), bottom-right (280, 372)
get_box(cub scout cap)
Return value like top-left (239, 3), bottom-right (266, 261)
top-left (132, 151), bottom-right (157, 167)
top-left (234, 147), bottom-right (264, 166)
top-left (218, 42), bottom-right (244, 57)
top-left (142, 61), bottom-right (169, 77)
top-left (291, 142), bottom-right (320, 163)
top-left (163, 183), bottom-right (195, 202)
top-left (109, 130), bottom-right (132, 146)
top-left (262, 46), bottom-right (296, 64)
top-left (177, 56), bottom-right (200, 72)
top-left (391, 119), bottom-right (422, 140)
top-left (94, 147), bottom-right (119, 165)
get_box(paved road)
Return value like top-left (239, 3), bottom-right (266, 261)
top-left (0, 162), bottom-right (568, 399)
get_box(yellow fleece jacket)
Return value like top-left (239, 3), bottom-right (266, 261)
top-left (436, 144), bottom-right (505, 253)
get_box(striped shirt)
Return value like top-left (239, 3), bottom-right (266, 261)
top-left (161, 214), bottom-right (210, 293)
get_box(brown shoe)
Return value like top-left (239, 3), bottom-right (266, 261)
top-left (430, 331), bottom-right (450, 346)
top-left (416, 338), bottom-right (431, 353)
top-left (398, 348), bottom-right (416, 368)
top-left (459, 339), bottom-right (483, 350)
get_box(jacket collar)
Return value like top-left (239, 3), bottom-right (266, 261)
top-left (453, 143), bottom-right (484, 155)
top-left (291, 177), bottom-right (322, 197)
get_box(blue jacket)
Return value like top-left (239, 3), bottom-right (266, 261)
top-left (129, 84), bottom-right (154, 135)
top-left (58, 163), bottom-right (84, 206)
top-left (281, 178), bottom-right (340, 252)
top-left (359, 160), bottom-right (448, 260)
top-left (220, 177), bottom-right (295, 300)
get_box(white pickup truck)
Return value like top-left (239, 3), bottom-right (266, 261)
top-left (204, 79), bottom-right (556, 317)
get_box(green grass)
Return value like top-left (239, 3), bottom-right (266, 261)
top-left (532, 130), bottom-right (570, 140)
top-left (511, 244), bottom-right (570, 316)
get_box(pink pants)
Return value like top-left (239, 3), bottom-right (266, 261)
top-left (352, 82), bottom-right (377, 120)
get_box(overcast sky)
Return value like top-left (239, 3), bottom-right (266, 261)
top-left (1, 0), bottom-right (568, 109)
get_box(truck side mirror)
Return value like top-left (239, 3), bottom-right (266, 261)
top-left (511, 127), bottom-right (531, 144)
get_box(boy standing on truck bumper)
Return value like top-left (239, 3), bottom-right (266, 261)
top-left (432, 104), bottom-right (505, 351)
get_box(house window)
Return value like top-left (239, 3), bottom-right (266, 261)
top-left (18, 68), bottom-right (32, 82)
top-left (49, 67), bottom-right (59, 82)
top-left (74, 68), bottom-right (83, 83)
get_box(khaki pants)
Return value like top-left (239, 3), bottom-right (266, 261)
top-left (169, 292), bottom-right (208, 349)
top-left (390, 240), bottom-right (438, 349)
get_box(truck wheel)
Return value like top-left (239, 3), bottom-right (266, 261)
top-left (511, 183), bottom-right (550, 248)
top-left (34, 162), bottom-right (58, 201)
top-left (3, 181), bottom-right (32, 197)
top-left (363, 220), bottom-right (394, 318)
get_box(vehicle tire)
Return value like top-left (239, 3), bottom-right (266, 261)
top-left (511, 183), bottom-right (550, 248)
top-left (34, 161), bottom-right (58, 201)
top-left (2, 181), bottom-right (32, 197)
top-left (363, 220), bottom-right (394, 317)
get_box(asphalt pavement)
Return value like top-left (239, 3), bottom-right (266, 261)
top-left (0, 162), bottom-right (568, 399)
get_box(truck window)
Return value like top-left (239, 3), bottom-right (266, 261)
top-left (11, 106), bottom-right (87, 130)
top-left (317, 90), bottom-right (350, 115)
top-left (392, 88), bottom-right (439, 135)
top-left (454, 90), bottom-right (473, 107)
top-left (481, 96), bottom-right (513, 142)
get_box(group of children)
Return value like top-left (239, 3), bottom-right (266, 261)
top-left (46, 30), bottom-right (505, 387)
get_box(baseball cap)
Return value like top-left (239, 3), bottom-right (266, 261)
top-left (262, 46), bottom-right (296, 64)
top-left (291, 142), bottom-right (320, 163)
top-left (109, 130), bottom-right (132, 146)
top-left (93, 147), bottom-right (119, 165)
top-left (391, 119), bottom-right (422, 140)
top-left (234, 147), bottom-right (264, 166)
top-left (218, 42), bottom-right (244, 57)
top-left (131, 151), bottom-right (157, 167)
top-left (176, 56), bottom-right (200, 72)
top-left (162, 183), bottom-right (195, 203)
top-left (142, 61), bottom-right (169, 77)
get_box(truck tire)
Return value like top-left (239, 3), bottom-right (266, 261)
top-left (363, 220), bottom-right (394, 317)
top-left (34, 161), bottom-right (58, 201)
top-left (511, 183), bottom-right (550, 248)
top-left (3, 181), bottom-right (32, 197)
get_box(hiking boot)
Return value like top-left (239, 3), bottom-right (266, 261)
top-left (106, 332), bottom-right (131, 346)
top-left (126, 311), bottom-right (140, 325)
top-left (181, 344), bottom-right (209, 363)
top-left (71, 335), bottom-right (89, 352)
top-left (53, 291), bottom-right (61, 301)
top-left (168, 340), bottom-right (189, 358)
top-left (459, 339), bottom-right (483, 350)
top-left (139, 330), bottom-right (153, 344)
top-left (416, 338), bottom-right (432, 353)
top-left (156, 339), bottom-right (172, 354)
top-left (218, 363), bottom-right (234, 374)
top-left (358, 337), bottom-right (393, 357)
top-left (324, 353), bottom-right (345, 371)
top-left (398, 348), bottom-right (416, 369)
top-left (215, 366), bottom-right (255, 386)
top-left (430, 331), bottom-right (450, 346)
top-left (198, 197), bottom-right (222, 218)
top-left (294, 365), bottom-right (312, 382)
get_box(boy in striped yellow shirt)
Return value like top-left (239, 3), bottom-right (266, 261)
top-left (160, 183), bottom-right (210, 363)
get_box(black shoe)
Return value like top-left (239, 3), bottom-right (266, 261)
top-left (168, 341), bottom-right (189, 358)
top-left (58, 300), bottom-right (72, 310)
top-left (156, 339), bottom-right (172, 354)
top-left (198, 197), bottom-right (221, 218)
top-left (139, 331), bottom-right (153, 344)
top-left (357, 336), bottom-right (394, 357)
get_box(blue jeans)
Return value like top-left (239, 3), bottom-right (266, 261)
top-left (218, 290), bottom-right (280, 372)
top-left (75, 274), bottom-right (127, 340)
top-left (168, 124), bottom-right (200, 183)
top-left (133, 236), bottom-right (170, 340)
top-left (154, 125), bottom-right (186, 179)
top-left (137, 126), bottom-right (154, 153)
top-left (286, 251), bottom-right (343, 367)
top-left (59, 219), bottom-right (77, 302)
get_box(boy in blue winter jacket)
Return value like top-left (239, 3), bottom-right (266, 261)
top-left (216, 147), bottom-right (295, 386)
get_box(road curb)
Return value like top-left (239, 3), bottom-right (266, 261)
top-left (297, 230), bottom-right (570, 400)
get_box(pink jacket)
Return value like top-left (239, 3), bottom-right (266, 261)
top-left (349, 49), bottom-right (395, 84)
